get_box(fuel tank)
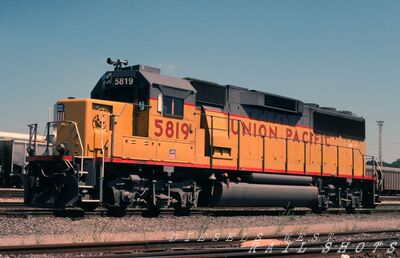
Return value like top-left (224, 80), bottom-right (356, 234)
top-left (204, 182), bottom-right (318, 208)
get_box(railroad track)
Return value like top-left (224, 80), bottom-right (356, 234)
top-left (0, 188), bottom-right (23, 198)
top-left (1, 229), bottom-right (399, 257)
top-left (0, 201), bottom-right (25, 208)
top-left (1, 204), bottom-right (400, 218)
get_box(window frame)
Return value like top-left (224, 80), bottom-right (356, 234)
top-left (162, 95), bottom-right (184, 118)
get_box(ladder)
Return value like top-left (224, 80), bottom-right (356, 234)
top-left (74, 156), bottom-right (100, 203)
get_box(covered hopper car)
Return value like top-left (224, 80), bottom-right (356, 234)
top-left (367, 165), bottom-right (400, 195)
top-left (25, 59), bottom-right (378, 214)
top-left (0, 131), bottom-right (47, 187)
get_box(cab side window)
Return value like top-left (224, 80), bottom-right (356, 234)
top-left (163, 96), bottom-right (183, 117)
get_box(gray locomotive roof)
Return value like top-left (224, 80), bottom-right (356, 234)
top-left (140, 70), bottom-right (196, 93)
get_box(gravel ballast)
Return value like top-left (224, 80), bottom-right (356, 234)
top-left (1, 212), bottom-right (400, 238)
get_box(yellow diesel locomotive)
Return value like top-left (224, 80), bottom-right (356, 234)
top-left (25, 59), bottom-right (376, 214)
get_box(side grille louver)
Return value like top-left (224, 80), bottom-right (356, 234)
top-left (313, 111), bottom-right (365, 140)
top-left (264, 95), bottom-right (297, 112)
top-left (191, 81), bottom-right (226, 107)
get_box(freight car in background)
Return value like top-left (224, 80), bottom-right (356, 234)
top-left (25, 59), bottom-right (377, 214)
top-left (0, 131), bottom-right (47, 187)
top-left (367, 165), bottom-right (400, 196)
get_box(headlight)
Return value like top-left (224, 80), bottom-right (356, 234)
top-left (56, 143), bottom-right (66, 156)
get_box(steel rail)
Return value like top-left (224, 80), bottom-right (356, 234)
top-left (1, 204), bottom-right (400, 218)
top-left (1, 230), bottom-right (400, 257)
top-left (89, 230), bottom-right (400, 257)
top-left (0, 188), bottom-right (24, 198)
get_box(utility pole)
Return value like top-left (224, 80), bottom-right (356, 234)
top-left (377, 120), bottom-right (384, 166)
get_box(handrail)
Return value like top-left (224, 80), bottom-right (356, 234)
top-left (110, 103), bottom-right (128, 158)
top-left (366, 156), bottom-right (382, 186)
top-left (196, 112), bottom-right (369, 176)
top-left (99, 115), bottom-right (105, 203)
top-left (45, 121), bottom-right (85, 175)
top-left (90, 105), bottom-right (129, 203)
top-left (195, 112), bottom-right (366, 157)
top-left (27, 123), bottom-right (38, 155)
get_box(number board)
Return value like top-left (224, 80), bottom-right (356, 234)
top-left (113, 77), bottom-right (135, 86)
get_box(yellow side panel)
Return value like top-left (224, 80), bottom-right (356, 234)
top-left (212, 157), bottom-right (235, 168)
top-left (195, 128), bottom-right (205, 158)
top-left (256, 136), bottom-right (265, 170)
top-left (323, 145), bottom-right (337, 176)
top-left (203, 109), bottom-right (228, 139)
top-left (134, 109), bottom-right (149, 137)
top-left (56, 101), bottom-right (88, 156)
top-left (156, 141), bottom-right (195, 163)
top-left (239, 135), bottom-right (261, 170)
top-left (287, 140), bottom-right (305, 173)
top-left (121, 137), bottom-right (156, 160)
top-left (265, 137), bottom-right (285, 172)
top-left (307, 144), bottom-right (322, 175)
top-left (354, 149), bottom-right (364, 177)
top-left (213, 136), bottom-right (232, 149)
top-left (339, 148), bottom-right (353, 177)
top-left (110, 103), bottom-right (134, 157)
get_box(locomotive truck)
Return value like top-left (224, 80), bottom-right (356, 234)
top-left (24, 59), bottom-right (377, 215)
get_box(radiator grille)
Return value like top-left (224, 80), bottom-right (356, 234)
top-left (191, 80), bottom-right (226, 107)
top-left (314, 111), bottom-right (365, 140)
top-left (264, 94), bottom-right (297, 112)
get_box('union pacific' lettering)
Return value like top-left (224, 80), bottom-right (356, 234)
top-left (230, 120), bottom-right (330, 146)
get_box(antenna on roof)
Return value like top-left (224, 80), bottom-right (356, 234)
top-left (106, 57), bottom-right (128, 70)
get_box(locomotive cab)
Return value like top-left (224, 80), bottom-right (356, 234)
top-left (25, 63), bottom-right (199, 210)
top-left (51, 64), bottom-right (197, 157)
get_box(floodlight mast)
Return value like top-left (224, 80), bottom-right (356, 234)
top-left (377, 120), bottom-right (384, 166)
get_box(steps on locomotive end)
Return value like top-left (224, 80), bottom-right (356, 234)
top-left (74, 156), bottom-right (95, 186)
top-left (79, 185), bottom-right (94, 189)
top-left (81, 199), bottom-right (100, 203)
top-left (78, 171), bottom-right (89, 176)
top-left (78, 183), bottom-right (95, 203)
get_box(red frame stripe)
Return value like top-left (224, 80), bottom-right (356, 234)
top-left (27, 155), bottom-right (375, 181)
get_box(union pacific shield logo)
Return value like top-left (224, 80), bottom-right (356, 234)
top-left (169, 149), bottom-right (176, 160)
top-left (56, 103), bottom-right (65, 122)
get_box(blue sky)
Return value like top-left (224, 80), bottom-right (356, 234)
top-left (0, 0), bottom-right (399, 161)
